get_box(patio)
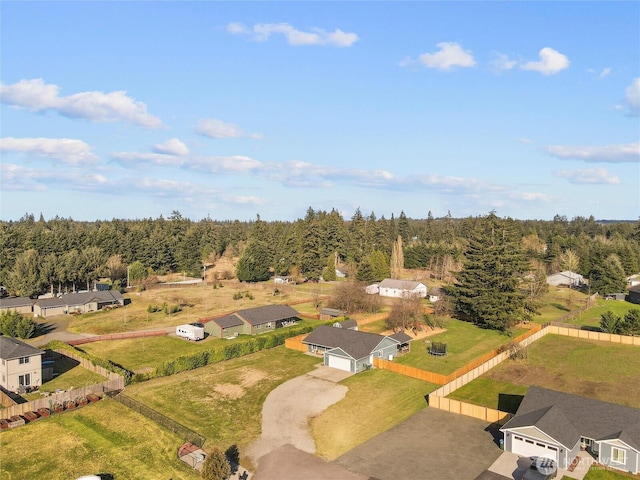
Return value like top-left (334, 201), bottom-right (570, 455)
top-left (485, 451), bottom-right (594, 480)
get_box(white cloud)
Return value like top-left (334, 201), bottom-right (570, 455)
top-left (555, 168), bottom-right (620, 185)
top-left (0, 137), bottom-right (98, 165)
top-left (407, 42), bottom-right (476, 71)
top-left (520, 47), bottom-right (569, 75)
top-left (152, 138), bottom-right (189, 156)
top-left (623, 78), bottom-right (640, 116)
top-left (227, 22), bottom-right (358, 47)
top-left (490, 52), bottom-right (517, 73)
top-left (0, 78), bottom-right (163, 128)
top-left (599, 67), bottom-right (612, 79)
top-left (546, 142), bottom-right (639, 163)
top-left (195, 118), bottom-right (263, 140)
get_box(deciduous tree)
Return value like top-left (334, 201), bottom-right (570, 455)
top-left (201, 447), bottom-right (231, 480)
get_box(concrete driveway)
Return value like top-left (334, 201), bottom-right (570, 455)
top-left (334, 407), bottom-right (504, 480)
top-left (247, 366), bottom-right (351, 463)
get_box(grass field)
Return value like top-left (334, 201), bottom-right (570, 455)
top-left (534, 287), bottom-right (590, 323)
top-left (580, 466), bottom-right (638, 479)
top-left (123, 346), bottom-right (320, 465)
top-left (23, 355), bottom-right (106, 401)
top-left (0, 399), bottom-right (198, 480)
top-left (393, 318), bottom-right (522, 374)
top-left (448, 334), bottom-right (640, 410)
top-left (560, 298), bottom-right (640, 329)
top-left (78, 318), bottom-right (320, 372)
top-left (311, 369), bottom-right (438, 460)
top-left (67, 280), bottom-right (334, 335)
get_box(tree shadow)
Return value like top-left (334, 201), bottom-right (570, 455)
top-left (484, 422), bottom-right (503, 447)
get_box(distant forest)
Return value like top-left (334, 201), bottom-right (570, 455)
top-left (1, 209), bottom-right (639, 299)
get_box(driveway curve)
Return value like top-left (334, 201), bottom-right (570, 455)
top-left (247, 367), bottom-right (350, 463)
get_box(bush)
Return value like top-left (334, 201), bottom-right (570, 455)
top-left (0, 311), bottom-right (38, 339)
top-left (147, 303), bottom-right (163, 313)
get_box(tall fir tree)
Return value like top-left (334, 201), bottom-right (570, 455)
top-left (453, 213), bottom-right (535, 331)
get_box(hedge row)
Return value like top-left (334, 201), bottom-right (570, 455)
top-left (144, 323), bottom-right (321, 382)
top-left (46, 340), bottom-right (135, 384)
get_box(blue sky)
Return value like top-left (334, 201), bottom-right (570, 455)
top-left (1, 1), bottom-right (638, 222)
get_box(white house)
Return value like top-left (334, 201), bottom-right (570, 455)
top-left (377, 278), bottom-right (427, 298)
top-left (365, 284), bottom-right (379, 295)
top-left (627, 274), bottom-right (640, 287)
top-left (501, 386), bottom-right (640, 474)
top-left (0, 337), bottom-right (45, 393)
top-left (546, 271), bottom-right (585, 288)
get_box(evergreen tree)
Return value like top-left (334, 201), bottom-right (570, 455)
top-left (322, 254), bottom-right (337, 281)
top-left (236, 242), bottom-right (271, 282)
top-left (6, 249), bottom-right (42, 297)
top-left (599, 311), bottom-right (620, 334)
top-left (589, 253), bottom-right (627, 295)
top-left (369, 250), bottom-right (391, 281)
top-left (619, 309), bottom-right (640, 336)
top-left (453, 213), bottom-right (535, 331)
top-left (201, 447), bottom-right (231, 480)
top-left (397, 211), bottom-right (410, 244)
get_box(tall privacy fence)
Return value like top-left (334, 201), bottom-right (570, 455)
top-left (113, 393), bottom-right (206, 448)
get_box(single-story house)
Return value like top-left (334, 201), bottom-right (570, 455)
top-left (320, 307), bottom-right (345, 321)
top-left (627, 274), bottom-right (640, 287)
top-left (274, 277), bottom-right (289, 284)
top-left (204, 314), bottom-right (245, 339)
top-left (501, 386), bottom-right (640, 473)
top-left (604, 293), bottom-right (626, 301)
top-left (365, 283), bottom-right (379, 295)
top-left (234, 304), bottom-right (300, 335)
top-left (427, 287), bottom-right (445, 303)
top-left (546, 271), bottom-right (585, 288)
top-left (627, 285), bottom-right (640, 305)
top-left (0, 336), bottom-right (45, 393)
top-left (0, 297), bottom-right (33, 315)
top-left (33, 290), bottom-right (125, 318)
top-left (332, 318), bottom-right (357, 330)
top-left (302, 325), bottom-right (400, 373)
top-left (377, 278), bottom-right (428, 298)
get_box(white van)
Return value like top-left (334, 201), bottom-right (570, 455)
top-left (176, 324), bottom-right (205, 341)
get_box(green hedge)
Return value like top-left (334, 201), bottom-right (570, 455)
top-left (148, 323), bottom-right (319, 381)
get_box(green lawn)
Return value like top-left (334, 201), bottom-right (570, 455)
top-left (447, 377), bottom-right (528, 413)
top-left (23, 355), bottom-right (106, 401)
top-left (311, 369), bottom-right (438, 460)
top-left (123, 346), bottom-right (320, 464)
top-left (393, 318), bottom-right (521, 374)
top-left (0, 399), bottom-right (198, 480)
top-left (580, 466), bottom-right (638, 479)
top-left (448, 334), bottom-right (640, 409)
top-left (534, 288), bottom-right (589, 324)
top-left (79, 320), bottom-right (319, 372)
top-left (560, 299), bottom-right (640, 329)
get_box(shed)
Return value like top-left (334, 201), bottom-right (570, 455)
top-left (320, 307), bottom-right (344, 321)
top-left (333, 318), bottom-right (358, 330)
top-left (388, 331), bottom-right (412, 355)
top-left (627, 285), bottom-right (640, 305)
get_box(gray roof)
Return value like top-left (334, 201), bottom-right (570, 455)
top-left (212, 314), bottom-right (245, 329)
top-left (502, 386), bottom-right (640, 451)
top-left (303, 325), bottom-right (398, 360)
top-left (321, 307), bottom-right (344, 317)
top-left (389, 331), bottom-right (413, 344)
top-left (235, 304), bottom-right (299, 326)
top-left (0, 297), bottom-right (33, 308)
top-left (335, 319), bottom-right (357, 329)
top-left (35, 290), bottom-right (124, 308)
top-left (378, 278), bottom-right (425, 290)
top-left (35, 297), bottom-right (67, 308)
top-left (0, 336), bottom-right (45, 360)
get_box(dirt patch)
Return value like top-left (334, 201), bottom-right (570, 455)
top-left (240, 368), bottom-right (268, 388)
top-left (379, 327), bottom-right (446, 341)
top-left (214, 383), bottom-right (245, 399)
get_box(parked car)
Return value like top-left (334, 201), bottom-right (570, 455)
top-left (524, 457), bottom-right (557, 480)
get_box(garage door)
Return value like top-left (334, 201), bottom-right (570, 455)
top-left (512, 436), bottom-right (558, 463)
top-left (327, 355), bottom-right (352, 372)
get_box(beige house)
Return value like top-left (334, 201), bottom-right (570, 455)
top-left (0, 337), bottom-right (45, 393)
top-left (0, 297), bottom-right (33, 315)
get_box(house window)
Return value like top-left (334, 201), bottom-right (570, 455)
top-left (612, 448), bottom-right (625, 464)
top-left (581, 437), bottom-right (593, 447)
top-left (19, 357), bottom-right (30, 364)
top-left (377, 351), bottom-right (383, 357)
top-left (18, 373), bottom-right (31, 386)
top-left (548, 446), bottom-right (557, 451)
top-left (266, 322), bottom-right (272, 329)
top-left (525, 439), bottom-right (534, 444)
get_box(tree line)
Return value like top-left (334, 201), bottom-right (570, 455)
top-left (1, 210), bottom-right (639, 311)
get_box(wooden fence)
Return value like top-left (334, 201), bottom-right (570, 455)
top-left (373, 358), bottom-right (448, 384)
top-left (428, 394), bottom-right (512, 425)
top-left (67, 330), bottom-right (167, 346)
top-left (1, 377), bottom-right (124, 417)
top-left (53, 350), bottom-right (122, 380)
top-left (548, 325), bottom-right (640, 346)
top-left (0, 390), bottom-right (16, 408)
top-left (284, 334), bottom-right (308, 352)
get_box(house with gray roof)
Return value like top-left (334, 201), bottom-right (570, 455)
top-left (377, 278), bottom-right (427, 298)
top-left (33, 290), bottom-right (125, 318)
top-left (546, 271), bottom-right (585, 288)
top-left (204, 305), bottom-right (301, 338)
top-left (0, 297), bottom-right (33, 315)
top-left (501, 386), bottom-right (640, 473)
top-left (332, 318), bottom-right (357, 330)
top-left (0, 337), bottom-right (45, 393)
top-left (302, 325), bottom-right (401, 373)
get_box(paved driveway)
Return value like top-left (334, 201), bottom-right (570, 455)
top-left (334, 407), bottom-right (503, 480)
top-left (247, 366), bottom-right (351, 463)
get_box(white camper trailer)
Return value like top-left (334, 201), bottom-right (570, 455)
top-left (176, 324), bottom-right (205, 341)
